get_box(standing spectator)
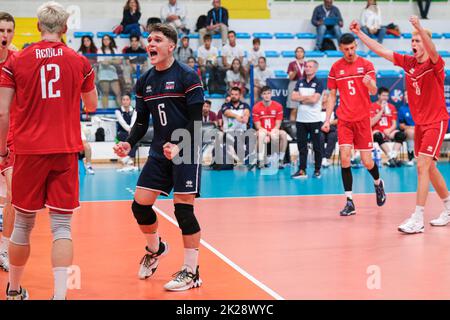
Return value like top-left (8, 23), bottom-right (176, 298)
top-left (287, 47), bottom-right (306, 121)
top-left (175, 35), bottom-right (194, 64)
top-left (160, 0), bottom-right (189, 35)
top-left (417, 0), bottom-right (432, 19)
top-left (311, 0), bottom-right (343, 51)
top-left (120, 0), bottom-right (142, 36)
top-left (397, 92), bottom-right (415, 166)
top-left (320, 91), bottom-right (338, 168)
top-left (253, 57), bottom-right (274, 101)
top-left (202, 100), bottom-right (218, 125)
top-left (197, 34), bottom-right (219, 84)
top-left (361, 0), bottom-right (386, 44)
top-left (248, 38), bottom-right (265, 66)
top-left (291, 60), bottom-right (324, 179)
top-left (98, 34), bottom-right (122, 108)
top-left (123, 35), bottom-right (148, 89)
top-left (226, 58), bottom-right (247, 94)
top-left (199, 0), bottom-right (229, 46)
top-left (222, 31), bottom-right (245, 70)
top-left (77, 35), bottom-right (98, 65)
top-left (115, 93), bottom-right (137, 167)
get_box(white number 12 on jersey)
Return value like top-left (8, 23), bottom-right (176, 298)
top-left (40, 64), bottom-right (61, 99)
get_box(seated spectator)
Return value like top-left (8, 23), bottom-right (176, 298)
top-left (360, 0), bottom-right (386, 44)
top-left (226, 58), bottom-right (247, 94)
top-left (199, 0), bottom-right (229, 46)
top-left (248, 37), bottom-right (265, 66)
top-left (311, 0), bottom-right (343, 51)
top-left (77, 35), bottom-right (98, 65)
top-left (115, 93), bottom-right (138, 167)
top-left (217, 94), bottom-right (231, 131)
top-left (197, 34), bottom-right (219, 82)
top-left (120, 0), bottom-right (143, 36)
top-left (287, 47), bottom-right (306, 121)
top-left (160, 0), bottom-right (189, 35)
top-left (202, 100), bottom-right (218, 125)
top-left (251, 86), bottom-right (287, 170)
top-left (290, 60), bottom-right (324, 179)
top-left (186, 56), bottom-right (202, 79)
top-left (175, 35), bottom-right (194, 64)
top-left (320, 91), bottom-right (338, 168)
top-left (253, 57), bottom-right (274, 101)
top-left (222, 31), bottom-right (244, 70)
top-left (370, 87), bottom-right (406, 167)
top-left (397, 91), bottom-right (415, 166)
top-left (122, 35), bottom-right (148, 89)
top-left (98, 34), bottom-right (122, 108)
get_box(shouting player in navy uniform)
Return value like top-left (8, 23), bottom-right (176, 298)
top-left (114, 23), bottom-right (204, 291)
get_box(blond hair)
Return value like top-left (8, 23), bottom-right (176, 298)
top-left (412, 29), bottom-right (432, 39)
top-left (37, 1), bottom-right (69, 34)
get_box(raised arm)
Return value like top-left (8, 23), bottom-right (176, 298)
top-left (409, 15), bottom-right (439, 64)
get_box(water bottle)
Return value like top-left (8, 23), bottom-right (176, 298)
top-left (383, 101), bottom-right (391, 115)
top-left (373, 148), bottom-right (382, 167)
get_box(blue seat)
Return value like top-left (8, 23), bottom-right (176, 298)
top-left (305, 50), bottom-right (325, 58)
top-left (446, 69), bottom-right (450, 77)
top-left (316, 70), bottom-right (329, 78)
top-left (377, 70), bottom-right (401, 77)
top-left (236, 32), bottom-right (251, 39)
top-left (432, 33), bottom-right (442, 39)
top-left (395, 50), bottom-right (410, 55)
top-left (281, 51), bottom-right (295, 58)
top-left (142, 32), bottom-right (149, 38)
top-left (178, 33), bottom-right (199, 39)
top-left (97, 32), bottom-right (117, 39)
top-left (325, 50), bottom-right (343, 58)
top-left (368, 51), bottom-right (380, 58)
top-left (438, 50), bottom-right (450, 58)
top-left (385, 34), bottom-right (400, 39)
top-left (119, 33), bottom-right (131, 39)
top-left (402, 33), bottom-right (412, 39)
top-left (296, 33), bottom-right (316, 39)
top-left (443, 33), bottom-right (450, 39)
top-left (265, 50), bottom-right (279, 58)
top-left (275, 33), bottom-right (295, 39)
top-left (274, 70), bottom-right (288, 78)
top-left (253, 32), bottom-right (273, 39)
top-left (356, 50), bottom-right (368, 57)
top-left (74, 31), bottom-right (94, 38)
top-left (207, 93), bottom-right (226, 99)
top-left (212, 34), bottom-right (221, 39)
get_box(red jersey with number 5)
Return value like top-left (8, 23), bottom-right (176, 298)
top-left (252, 100), bottom-right (284, 132)
top-left (0, 41), bottom-right (95, 154)
top-left (327, 56), bottom-right (376, 122)
top-left (393, 52), bottom-right (449, 125)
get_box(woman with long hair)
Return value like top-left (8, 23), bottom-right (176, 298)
top-left (97, 34), bottom-right (122, 108)
top-left (360, 0), bottom-right (386, 44)
top-left (226, 58), bottom-right (247, 94)
top-left (121, 0), bottom-right (142, 36)
top-left (286, 46), bottom-right (306, 121)
top-left (77, 35), bottom-right (98, 64)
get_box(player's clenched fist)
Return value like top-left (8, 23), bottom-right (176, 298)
top-left (349, 20), bottom-right (360, 34)
top-left (321, 121), bottom-right (330, 133)
top-left (409, 15), bottom-right (421, 30)
top-left (163, 142), bottom-right (180, 160)
top-left (113, 142), bottom-right (131, 157)
top-left (362, 74), bottom-right (372, 87)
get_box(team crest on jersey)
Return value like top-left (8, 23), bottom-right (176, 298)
top-left (271, 110), bottom-right (276, 115)
top-left (146, 85), bottom-right (152, 93)
top-left (339, 70), bottom-right (345, 75)
top-left (165, 81), bottom-right (175, 90)
top-left (357, 67), bottom-right (364, 74)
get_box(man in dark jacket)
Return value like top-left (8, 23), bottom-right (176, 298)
top-left (199, 0), bottom-right (229, 46)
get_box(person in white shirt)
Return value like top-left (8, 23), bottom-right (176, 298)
top-left (221, 30), bottom-right (244, 69)
top-left (248, 38), bottom-right (265, 66)
top-left (197, 34), bottom-right (219, 83)
top-left (160, 0), bottom-right (189, 34)
top-left (253, 57), bottom-right (274, 100)
top-left (226, 58), bottom-right (247, 94)
top-left (360, 0), bottom-right (386, 44)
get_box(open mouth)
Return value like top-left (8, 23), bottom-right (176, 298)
top-left (412, 48), bottom-right (417, 54)
top-left (149, 50), bottom-right (158, 57)
top-left (1, 40), bottom-right (7, 47)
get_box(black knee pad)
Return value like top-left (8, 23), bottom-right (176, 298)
top-left (394, 131), bottom-right (406, 143)
top-left (132, 201), bottom-right (157, 225)
top-left (373, 132), bottom-right (385, 145)
top-left (174, 203), bottom-right (201, 235)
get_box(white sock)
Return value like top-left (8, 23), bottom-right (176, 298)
top-left (144, 232), bottom-right (159, 253)
top-left (279, 152), bottom-right (285, 161)
top-left (1, 236), bottom-right (9, 253)
top-left (8, 264), bottom-right (25, 292)
top-left (53, 267), bottom-right (68, 300)
top-left (183, 248), bottom-right (199, 272)
top-left (86, 162), bottom-right (92, 167)
top-left (345, 191), bottom-right (353, 200)
top-left (413, 206), bottom-right (425, 219)
top-left (443, 196), bottom-right (450, 212)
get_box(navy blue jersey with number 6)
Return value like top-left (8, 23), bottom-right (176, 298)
top-left (135, 60), bottom-right (204, 158)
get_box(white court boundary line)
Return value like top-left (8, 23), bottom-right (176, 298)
top-left (152, 205), bottom-right (285, 301)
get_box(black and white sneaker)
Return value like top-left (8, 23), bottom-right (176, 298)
top-left (292, 169), bottom-right (307, 179)
top-left (375, 179), bottom-right (386, 206)
top-left (164, 266), bottom-right (202, 291)
top-left (313, 169), bottom-right (321, 178)
top-left (138, 238), bottom-right (169, 280)
top-left (6, 283), bottom-right (29, 300)
top-left (340, 198), bottom-right (356, 216)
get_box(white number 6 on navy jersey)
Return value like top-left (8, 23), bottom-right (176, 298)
top-left (158, 103), bottom-right (168, 126)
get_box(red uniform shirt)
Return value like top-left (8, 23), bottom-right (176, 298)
top-left (393, 52), bottom-right (449, 125)
top-left (0, 49), bottom-right (16, 150)
top-left (0, 41), bottom-right (95, 154)
top-left (327, 56), bottom-right (376, 122)
top-left (252, 100), bottom-right (284, 132)
top-left (370, 102), bottom-right (398, 132)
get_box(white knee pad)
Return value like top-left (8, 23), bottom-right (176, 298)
top-left (10, 211), bottom-right (37, 246)
top-left (50, 213), bottom-right (72, 242)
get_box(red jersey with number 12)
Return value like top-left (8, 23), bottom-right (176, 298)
top-left (0, 41), bottom-right (95, 154)
top-left (0, 49), bottom-right (16, 150)
top-left (328, 56), bottom-right (376, 122)
top-left (252, 100), bottom-right (284, 132)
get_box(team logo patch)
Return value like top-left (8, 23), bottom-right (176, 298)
top-left (339, 70), bottom-right (345, 75)
top-left (186, 180), bottom-right (193, 188)
top-left (271, 110), bottom-right (276, 115)
top-left (390, 89), bottom-right (403, 103)
top-left (409, 68), bottom-right (415, 74)
top-left (261, 111), bottom-right (265, 115)
top-left (357, 67), bottom-right (364, 74)
top-left (427, 146), bottom-right (433, 152)
top-left (146, 85), bottom-right (152, 93)
top-left (165, 81), bottom-right (175, 90)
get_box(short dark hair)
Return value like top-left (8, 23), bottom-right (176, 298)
top-left (148, 23), bottom-right (178, 46)
top-left (261, 86), bottom-right (271, 94)
top-left (122, 92), bottom-right (132, 99)
top-left (228, 30), bottom-right (236, 37)
top-left (339, 33), bottom-right (355, 45)
top-left (258, 56), bottom-right (266, 63)
top-left (130, 35), bottom-right (140, 42)
top-left (0, 12), bottom-right (15, 28)
top-left (203, 34), bottom-right (212, 41)
top-left (377, 87), bottom-right (389, 95)
top-left (252, 38), bottom-right (261, 45)
top-left (204, 100), bottom-right (212, 105)
top-left (230, 86), bottom-right (241, 93)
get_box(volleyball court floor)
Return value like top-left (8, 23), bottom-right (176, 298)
top-left (0, 163), bottom-right (449, 300)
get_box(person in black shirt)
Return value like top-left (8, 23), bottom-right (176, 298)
top-left (120, 0), bottom-right (142, 36)
top-left (114, 23), bottom-right (204, 292)
top-left (123, 35), bottom-right (148, 88)
top-left (199, 0), bottom-right (229, 46)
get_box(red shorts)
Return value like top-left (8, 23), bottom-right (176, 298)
top-left (337, 118), bottom-right (374, 151)
top-left (415, 120), bottom-right (448, 160)
top-left (0, 149), bottom-right (15, 175)
top-left (12, 153), bottom-right (80, 213)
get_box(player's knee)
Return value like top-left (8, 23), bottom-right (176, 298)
top-left (132, 200), bottom-right (157, 226)
top-left (50, 212), bottom-right (72, 242)
top-left (394, 131), bottom-right (406, 143)
top-left (174, 203), bottom-right (200, 235)
top-left (373, 132), bottom-right (385, 145)
top-left (10, 211), bottom-right (36, 246)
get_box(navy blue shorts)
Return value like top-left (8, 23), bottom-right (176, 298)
top-left (137, 155), bottom-right (202, 197)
